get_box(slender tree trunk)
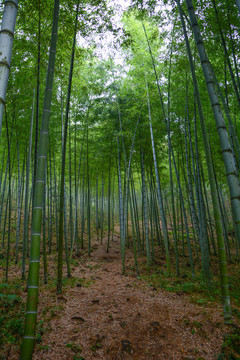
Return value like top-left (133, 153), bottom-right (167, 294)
top-left (140, 149), bottom-right (151, 269)
top-left (21, 1), bottom-right (59, 357)
top-left (22, 90), bottom-right (35, 280)
top-left (129, 188), bottom-right (140, 276)
top-left (0, 159), bottom-right (8, 233)
top-left (68, 118), bottom-right (73, 250)
top-left (96, 173), bottom-right (99, 241)
top-left (117, 136), bottom-right (125, 274)
top-left (80, 158), bottom-right (85, 249)
top-left (0, 0), bottom-right (18, 139)
top-left (64, 184), bottom-right (71, 277)
top-left (15, 139), bottom-right (21, 264)
top-left (52, 147), bottom-right (59, 251)
top-left (42, 163), bottom-right (48, 284)
top-left (101, 168), bottom-right (104, 244)
top-left (86, 120), bottom-right (91, 255)
top-left (57, 2), bottom-right (79, 293)
top-left (112, 176), bottom-right (115, 242)
top-left (33, 0), bottom-right (41, 204)
top-left (107, 159), bottom-right (111, 253)
top-left (4, 106), bottom-right (11, 281)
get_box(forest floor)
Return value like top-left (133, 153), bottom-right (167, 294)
top-left (1, 233), bottom-right (240, 360)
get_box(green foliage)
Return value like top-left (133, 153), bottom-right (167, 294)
top-left (140, 265), bottom-right (224, 305)
top-left (38, 344), bottom-right (50, 352)
top-left (216, 328), bottom-right (240, 360)
top-left (65, 342), bottom-right (82, 353)
top-left (232, 308), bottom-right (240, 321)
top-left (35, 319), bottom-right (52, 345)
top-left (0, 282), bottom-right (25, 348)
top-left (91, 342), bottom-right (103, 352)
top-left (36, 320), bottom-right (45, 344)
top-left (42, 304), bottom-right (64, 320)
top-left (74, 277), bottom-right (95, 288)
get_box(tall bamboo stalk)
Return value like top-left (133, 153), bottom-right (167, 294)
top-left (0, 0), bottom-right (18, 139)
top-left (57, 2), bottom-right (79, 292)
top-left (22, 90), bottom-right (35, 280)
top-left (21, 1), bottom-right (59, 357)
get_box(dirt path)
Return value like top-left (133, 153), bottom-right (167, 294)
top-left (33, 238), bottom-right (227, 360)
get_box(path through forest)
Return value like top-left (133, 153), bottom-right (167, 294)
top-left (30, 234), bottom-right (230, 360)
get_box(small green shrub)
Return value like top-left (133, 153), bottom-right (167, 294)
top-left (65, 342), bottom-right (82, 353)
top-left (216, 328), bottom-right (240, 360)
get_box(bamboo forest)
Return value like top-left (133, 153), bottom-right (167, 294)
top-left (1, 0), bottom-right (240, 359)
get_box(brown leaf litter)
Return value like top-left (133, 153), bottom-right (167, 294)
top-left (26, 237), bottom-right (235, 360)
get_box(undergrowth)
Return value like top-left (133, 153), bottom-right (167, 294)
top-left (0, 280), bottom-right (25, 359)
top-left (138, 256), bottom-right (240, 311)
top-left (216, 328), bottom-right (240, 359)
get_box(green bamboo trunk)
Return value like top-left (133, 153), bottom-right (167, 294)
top-left (21, 1), bottom-right (59, 357)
